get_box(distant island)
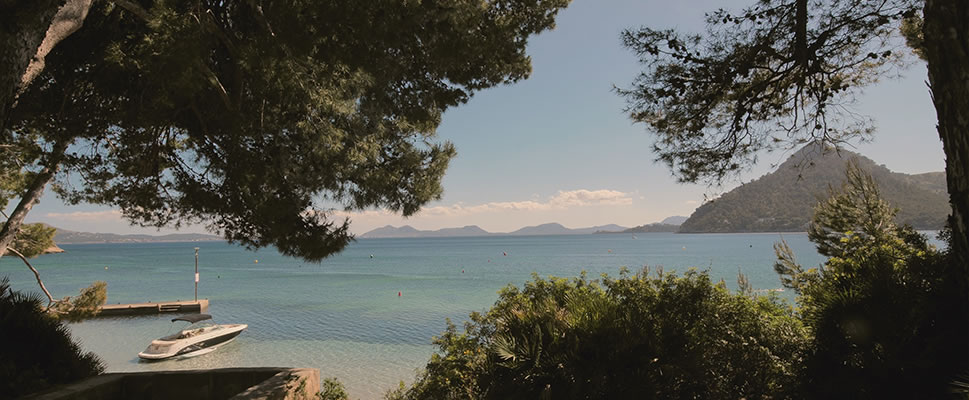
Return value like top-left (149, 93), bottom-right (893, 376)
top-left (679, 144), bottom-right (949, 233)
top-left (618, 223), bottom-right (681, 233)
top-left (52, 227), bottom-right (223, 244)
top-left (596, 216), bottom-right (688, 234)
top-left (360, 222), bottom-right (646, 238)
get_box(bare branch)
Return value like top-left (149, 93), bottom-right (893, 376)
top-left (6, 247), bottom-right (56, 308)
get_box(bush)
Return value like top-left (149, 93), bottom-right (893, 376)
top-left (0, 276), bottom-right (104, 399)
top-left (49, 280), bottom-right (107, 322)
top-left (790, 227), bottom-right (968, 399)
top-left (319, 377), bottom-right (349, 400)
top-left (776, 163), bottom-right (969, 398)
top-left (388, 269), bottom-right (808, 400)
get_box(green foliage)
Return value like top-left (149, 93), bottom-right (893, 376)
top-left (49, 280), bottom-right (106, 322)
top-left (807, 161), bottom-right (899, 258)
top-left (900, 13), bottom-right (926, 61)
top-left (10, 223), bottom-right (56, 259)
top-left (390, 269), bottom-right (807, 400)
top-left (618, 0), bottom-right (919, 184)
top-left (318, 377), bottom-right (349, 400)
top-left (772, 238), bottom-right (815, 292)
top-left (8, 0), bottom-right (571, 261)
top-left (0, 276), bottom-right (104, 399)
top-left (797, 229), bottom-right (967, 398)
top-left (0, 127), bottom-right (44, 211)
top-left (775, 164), bottom-right (969, 398)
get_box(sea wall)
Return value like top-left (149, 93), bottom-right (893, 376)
top-left (23, 367), bottom-right (320, 400)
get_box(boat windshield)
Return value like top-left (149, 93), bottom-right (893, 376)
top-left (145, 342), bottom-right (174, 354)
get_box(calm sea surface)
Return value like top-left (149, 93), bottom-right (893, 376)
top-left (4, 233), bottom-right (841, 399)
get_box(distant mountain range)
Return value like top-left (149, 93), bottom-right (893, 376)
top-left (360, 222), bottom-right (638, 238)
top-left (52, 228), bottom-right (223, 244)
top-left (679, 144), bottom-right (949, 233)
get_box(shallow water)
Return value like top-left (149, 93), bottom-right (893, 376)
top-left (4, 233), bottom-right (835, 399)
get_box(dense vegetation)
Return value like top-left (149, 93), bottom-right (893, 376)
top-left (389, 165), bottom-right (968, 399)
top-left (679, 144), bottom-right (949, 232)
top-left (0, 277), bottom-right (104, 399)
top-left (777, 163), bottom-right (967, 397)
top-left (388, 270), bottom-right (806, 400)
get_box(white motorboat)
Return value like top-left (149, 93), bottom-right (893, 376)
top-left (138, 314), bottom-right (247, 360)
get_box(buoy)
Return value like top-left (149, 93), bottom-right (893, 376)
top-left (370, 254), bottom-right (374, 258)
top-left (607, 249), bottom-right (612, 253)
top-left (462, 269), bottom-right (465, 273)
top-left (502, 252), bottom-right (507, 256)
top-left (254, 259), bottom-right (259, 264)
top-left (104, 266), bottom-right (108, 270)
top-left (398, 291), bottom-right (402, 297)
top-left (682, 247), bottom-right (686, 250)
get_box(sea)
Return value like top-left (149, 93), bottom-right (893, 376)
top-left (2, 232), bottom-right (889, 399)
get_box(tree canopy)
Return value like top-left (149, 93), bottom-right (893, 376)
top-left (2, 0), bottom-right (570, 261)
top-left (618, 0), bottom-right (919, 184)
top-left (619, 0), bottom-right (969, 267)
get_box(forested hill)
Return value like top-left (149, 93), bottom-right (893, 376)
top-left (679, 145), bottom-right (949, 233)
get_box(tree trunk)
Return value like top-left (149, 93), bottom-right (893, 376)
top-left (794, 0), bottom-right (808, 72)
top-left (0, 0), bottom-right (92, 132)
top-left (19, 0), bottom-right (93, 98)
top-left (0, 140), bottom-right (67, 258)
top-left (0, 0), bottom-right (63, 131)
top-left (923, 0), bottom-right (969, 266)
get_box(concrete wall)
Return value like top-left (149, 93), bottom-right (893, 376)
top-left (24, 367), bottom-right (320, 400)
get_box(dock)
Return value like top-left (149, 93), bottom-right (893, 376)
top-left (98, 299), bottom-right (209, 317)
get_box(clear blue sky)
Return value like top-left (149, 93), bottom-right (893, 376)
top-left (22, 0), bottom-right (944, 235)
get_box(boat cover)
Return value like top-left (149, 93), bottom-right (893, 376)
top-left (171, 314), bottom-right (212, 323)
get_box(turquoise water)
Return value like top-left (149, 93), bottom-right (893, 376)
top-left (3, 233), bottom-right (828, 399)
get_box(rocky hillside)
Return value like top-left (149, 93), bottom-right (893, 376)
top-left (679, 145), bottom-right (949, 232)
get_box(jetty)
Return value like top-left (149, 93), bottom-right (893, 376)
top-left (98, 299), bottom-right (208, 317)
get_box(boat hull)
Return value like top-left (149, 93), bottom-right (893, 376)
top-left (138, 324), bottom-right (247, 360)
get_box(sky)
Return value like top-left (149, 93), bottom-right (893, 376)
top-left (20, 0), bottom-right (944, 236)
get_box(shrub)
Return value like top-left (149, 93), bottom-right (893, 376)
top-left (389, 269), bottom-right (807, 400)
top-left (775, 163), bottom-right (969, 398)
top-left (319, 377), bottom-right (349, 400)
top-left (0, 276), bottom-right (104, 399)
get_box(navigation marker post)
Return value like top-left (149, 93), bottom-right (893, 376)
top-left (194, 247), bottom-right (200, 302)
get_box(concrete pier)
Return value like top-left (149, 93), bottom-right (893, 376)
top-left (98, 299), bottom-right (209, 317)
top-left (23, 367), bottom-right (320, 400)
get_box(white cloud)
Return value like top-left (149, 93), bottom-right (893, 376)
top-left (44, 210), bottom-right (123, 221)
top-left (548, 189), bottom-right (631, 207)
